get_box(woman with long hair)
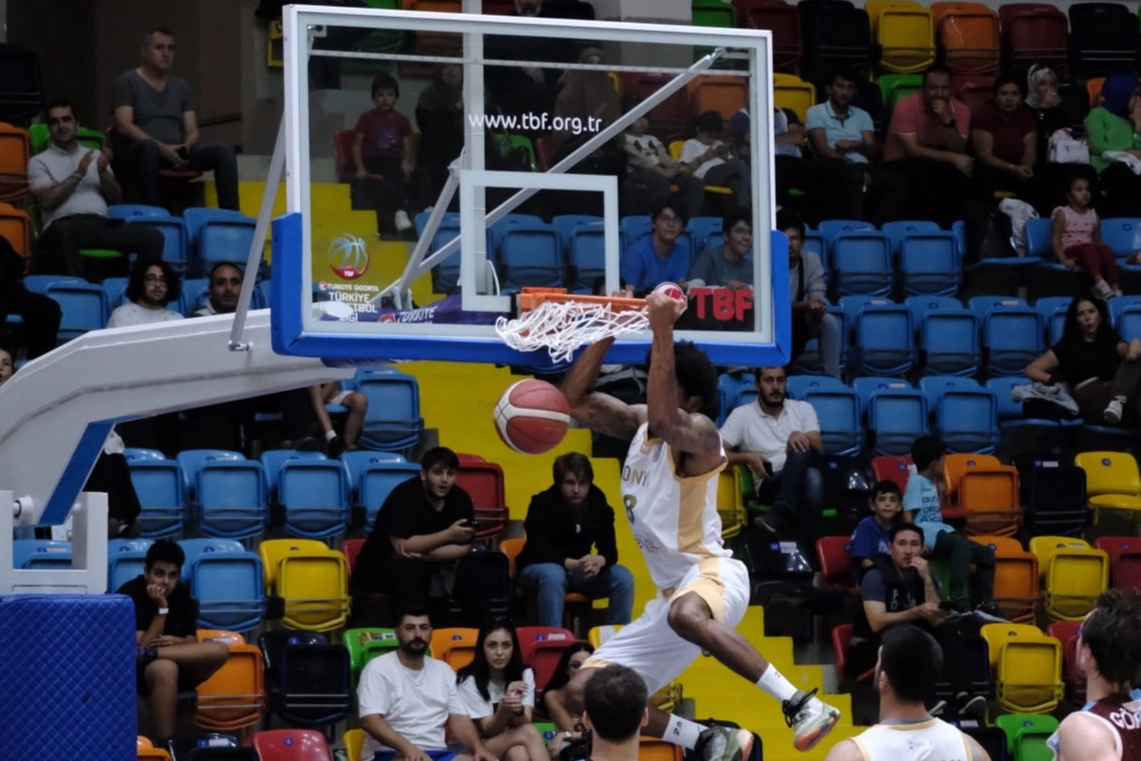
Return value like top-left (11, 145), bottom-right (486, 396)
top-left (540, 643), bottom-right (594, 759)
top-left (456, 620), bottom-right (549, 761)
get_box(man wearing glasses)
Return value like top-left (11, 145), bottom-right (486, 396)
top-left (107, 258), bottom-right (184, 328)
top-left (620, 198), bottom-right (692, 297)
top-left (29, 100), bottom-right (165, 279)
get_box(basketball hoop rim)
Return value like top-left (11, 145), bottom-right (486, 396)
top-left (516, 288), bottom-right (646, 314)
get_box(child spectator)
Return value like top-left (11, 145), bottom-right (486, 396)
top-left (622, 111), bottom-right (704, 218)
top-left (679, 111), bottom-right (751, 207)
top-left (353, 73), bottom-right (416, 234)
top-left (1052, 175), bottom-right (1130, 299)
top-left (457, 620), bottom-right (548, 761)
top-left (850, 480), bottom-right (903, 581)
top-left (903, 436), bottom-right (1001, 618)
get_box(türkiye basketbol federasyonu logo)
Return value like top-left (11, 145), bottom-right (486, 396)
top-left (328, 234), bottom-right (370, 280)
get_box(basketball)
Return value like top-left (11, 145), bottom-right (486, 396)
top-left (493, 379), bottom-right (571, 455)
top-left (655, 281), bottom-right (686, 303)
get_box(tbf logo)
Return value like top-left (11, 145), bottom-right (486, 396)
top-left (328, 235), bottom-right (370, 280)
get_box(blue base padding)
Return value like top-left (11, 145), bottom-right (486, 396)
top-left (0, 595), bottom-right (137, 760)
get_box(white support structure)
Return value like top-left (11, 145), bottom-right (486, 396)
top-left (0, 311), bottom-right (353, 530)
top-left (0, 491), bottom-right (107, 595)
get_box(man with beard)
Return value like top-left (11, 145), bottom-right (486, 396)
top-left (359, 606), bottom-right (497, 761)
top-left (193, 262), bottom-right (242, 316)
top-left (108, 258), bottom-right (184, 327)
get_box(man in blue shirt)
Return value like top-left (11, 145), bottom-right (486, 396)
top-left (804, 69), bottom-right (906, 225)
top-left (903, 435), bottom-right (1000, 617)
top-left (620, 197), bottom-right (691, 296)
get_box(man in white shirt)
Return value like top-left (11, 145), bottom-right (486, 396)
top-left (28, 100), bottom-right (164, 279)
top-left (358, 607), bottom-right (497, 761)
top-left (107, 258), bottom-right (185, 328)
top-left (720, 365), bottom-right (825, 547)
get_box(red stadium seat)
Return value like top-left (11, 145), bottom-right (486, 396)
top-left (832, 623), bottom-right (873, 683)
top-left (1094, 536), bottom-right (1141, 590)
top-left (999, 3), bottom-right (1068, 76)
top-left (734, 0), bottom-right (802, 73)
top-left (817, 536), bottom-right (856, 593)
top-left (1046, 620), bottom-right (1084, 705)
top-left (334, 130), bottom-right (357, 183)
top-left (456, 454), bottom-right (508, 539)
top-left (953, 75), bottom-right (996, 117)
top-left (252, 729), bottom-right (332, 761)
top-left (515, 625), bottom-right (577, 663)
top-left (871, 455), bottom-right (913, 493)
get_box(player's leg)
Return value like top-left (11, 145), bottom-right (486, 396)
top-left (665, 559), bottom-right (840, 753)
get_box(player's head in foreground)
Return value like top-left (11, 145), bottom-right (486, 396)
top-left (1078, 588), bottom-right (1141, 690)
top-left (582, 664), bottom-right (649, 756)
top-left (875, 624), bottom-right (943, 708)
top-left (643, 340), bottom-right (719, 421)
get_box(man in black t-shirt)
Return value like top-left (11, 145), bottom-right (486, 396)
top-left (353, 447), bottom-right (476, 614)
top-left (117, 540), bottom-right (229, 744)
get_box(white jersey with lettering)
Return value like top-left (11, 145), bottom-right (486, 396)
top-left (851, 719), bottom-right (976, 761)
top-left (620, 422), bottom-right (731, 591)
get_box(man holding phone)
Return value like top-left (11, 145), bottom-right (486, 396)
top-left (352, 447), bottom-right (476, 617)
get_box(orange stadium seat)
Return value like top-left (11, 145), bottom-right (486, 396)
top-left (0, 202), bottom-right (31, 256)
top-left (932, 2), bottom-right (1001, 75)
top-left (0, 123), bottom-right (30, 202)
top-left (688, 76), bottom-right (749, 122)
top-left (430, 627), bottom-right (478, 670)
top-left (972, 535), bottom-right (1039, 622)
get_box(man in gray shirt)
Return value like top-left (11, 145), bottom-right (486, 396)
top-left (29, 100), bottom-right (164, 278)
top-left (112, 27), bottom-right (239, 211)
top-left (687, 207), bottom-right (754, 290)
top-left (778, 210), bottom-right (842, 379)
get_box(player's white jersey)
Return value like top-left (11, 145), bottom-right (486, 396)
top-left (620, 422), bottom-right (731, 591)
top-left (851, 719), bottom-right (975, 761)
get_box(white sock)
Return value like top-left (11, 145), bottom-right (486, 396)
top-left (664, 715), bottom-right (705, 750)
top-left (324, 430), bottom-right (337, 442)
top-left (757, 665), bottom-right (799, 703)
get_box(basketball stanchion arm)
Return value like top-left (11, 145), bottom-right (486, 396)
top-left (383, 48), bottom-right (725, 304)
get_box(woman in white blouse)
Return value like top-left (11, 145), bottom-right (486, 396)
top-left (456, 620), bottom-right (549, 761)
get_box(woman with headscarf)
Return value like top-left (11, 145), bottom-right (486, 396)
top-left (414, 61), bottom-right (465, 210)
top-left (1084, 72), bottom-right (1141, 217)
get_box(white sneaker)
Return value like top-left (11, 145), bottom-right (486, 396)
top-left (1105, 398), bottom-right (1124, 425)
top-left (1093, 279), bottom-right (1113, 299)
top-left (783, 690), bottom-right (841, 752)
top-left (394, 210), bottom-right (413, 232)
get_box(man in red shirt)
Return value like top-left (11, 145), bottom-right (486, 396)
top-left (883, 66), bottom-right (973, 228)
top-left (353, 73), bottom-right (417, 234)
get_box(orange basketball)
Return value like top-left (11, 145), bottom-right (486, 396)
top-left (493, 379), bottom-right (571, 454)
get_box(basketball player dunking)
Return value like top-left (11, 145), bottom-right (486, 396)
top-left (558, 289), bottom-right (840, 760)
top-left (1050, 589), bottom-right (1141, 761)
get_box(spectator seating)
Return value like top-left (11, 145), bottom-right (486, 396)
top-left (107, 538), bottom-right (151, 591)
top-left (429, 627), bottom-right (479, 670)
top-left (798, 0), bottom-right (871, 83)
top-left (1068, 2), bottom-right (1140, 80)
top-left (42, 281), bottom-right (108, 342)
top-left (259, 539), bottom-right (350, 632)
top-left (13, 539), bottom-right (72, 569)
top-left (183, 208), bottom-right (258, 278)
top-left (356, 458), bottom-right (420, 530)
top-left (972, 535), bottom-right (1039, 622)
top-left (832, 623), bottom-right (873, 684)
top-left (342, 627), bottom-right (399, 679)
top-left (869, 0), bottom-right (937, 74)
top-left (1074, 450), bottom-right (1141, 526)
top-left (866, 386), bottom-right (927, 456)
top-left (455, 454), bottom-right (509, 539)
top-left (816, 536), bottom-right (857, 593)
top-left (353, 367), bottom-right (425, 452)
top-left (194, 630), bottom-right (266, 731)
top-left (871, 454), bottom-right (913, 492)
top-left (995, 713), bottom-right (1061, 759)
top-left (0, 122), bottom-right (30, 202)
top-left (1020, 458), bottom-right (1090, 537)
top-left (251, 729), bottom-right (332, 761)
top-left (687, 75), bottom-right (748, 121)
top-left (1094, 535), bottom-right (1141, 590)
top-left (980, 622), bottom-right (1064, 714)
top-left (181, 538), bottom-right (266, 632)
top-left (1000, 4), bottom-right (1068, 74)
top-left (184, 454), bottom-right (268, 540)
top-left (773, 73), bottom-right (816, 121)
top-left (258, 630), bottom-right (352, 729)
top-left (275, 458), bottom-right (352, 539)
top-left (1028, 535), bottom-right (1109, 621)
top-left (125, 456), bottom-right (185, 538)
top-left (736, 0), bottom-right (802, 73)
top-left (933, 2), bottom-right (1001, 76)
top-left (1046, 619), bottom-right (1086, 705)
top-left (0, 201), bottom-right (31, 255)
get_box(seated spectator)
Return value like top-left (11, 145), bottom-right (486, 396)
top-left (352, 447), bottom-right (475, 616)
top-left (970, 75), bottom-right (1038, 202)
top-left (354, 73), bottom-right (415, 234)
top-left (1084, 73), bottom-right (1141, 218)
top-left (1026, 297), bottom-right (1141, 427)
top-left (688, 207), bottom-right (753, 291)
top-left (622, 109), bottom-right (704, 218)
top-left (850, 480), bottom-right (903, 579)
top-left (0, 233), bottom-right (61, 359)
top-left (281, 381), bottom-right (369, 457)
top-left (415, 61), bottom-right (464, 210)
top-left (883, 66), bottom-right (973, 228)
top-left (192, 262), bottom-right (241, 316)
top-left (553, 48), bottom-right (621, 161)
top-left (112, 28), bottom-right (240, 211)
top-left (1051, 175), bottom-right (1125, 298)
top-left (542, 643), bottom-right (594, 742)
top-left (619, 197), bottom-right (690, 296)
top-left (904, 435), bottom-right (999, 617)
top-left (721, 365), bottom-right (825, 549)
top-left (517, 453), bottom-right (634, 629)
top-left (679, 111), bottom-right (751, 207)
top-left (457, 621), bottom-right (548, 761)
top-left (30, 100), bottom-right (164, 279)
top-left (779, 211), bottom-right (841, 379)
top-left (1024, 64), bottom-right (1073, 213)
top-left (108, 258), bottom-right (184, 328)
top-left (579, 665), bottom-right (649, 761)
top-left (117, 540), bottom-right (230, 744)
top-left (359, 606), bottom-right (496, 761)
top-left (848, 524), bottom-right (987, 718)
top-left (805, 69), bottom-right (906, 226)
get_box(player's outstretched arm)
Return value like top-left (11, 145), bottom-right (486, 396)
top-left (560, 336), bottom-right (646, 440)
top-left (646, 292), bottom-right (720, 456)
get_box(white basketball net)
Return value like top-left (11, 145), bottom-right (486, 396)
top-left (495, 299), bottom-right (649, 364)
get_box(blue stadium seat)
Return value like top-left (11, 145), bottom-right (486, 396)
top-left (704, 233), bottom-right (725, 253)
top-left (952, 220), bottom-right (967, 259)
top-left (1109, 295), bottom-right (1141, 325)
top-left (107, 538), bottom-right (152, 591)
top-left (123, 447), bottom-right (166, 461)
top-left (42, 282), bottom-right (109, 340)
top-left (1100, 218), bottom-right (1141, 257)
top-left (138, 215), bottom-right (190, 271)
top-left (1025, 217), bottom-right (1054, 260)
top-left (882, 220), bottom-right (942, 252)
top-left (102, 277), bottom-right (130, 310)
top-left (254, 280), bottom-right (271, 310)
top-left (429, 228), bottom-right (464, 294)
top-left (196, 215), bottom-right (258, 277)
top-left (415, 210), bottom-right (460, 237)
top-left (488, 213), bottom-right (546, 254)
top-left (852, 377), bottom-right (913, 415)
top-left (619, 215), bottom-right (653, 250)
top-left (359, 461), bottom-right (422, 530)
top-left (838, 295), bottom-right (895, 323)
top-left (936, 388), bottom-right (998, 453)
top-left (854, 303), bottom-right (915, 376)
top-left (552, 214), bottom-right (603, 246)
top-left (498, 224), bottom-right (564, 292)
top-left (277, 460), bottom-right (351, 539)
top-left (260, 449), bottom-right (328, 493)
top-left (1117, 305), bottom-right (1141, 342)
top-left (791, 307), bottom-right (847, 377)
top-left (919, 375), bottom-right (981, 408)
top-left (968, 295), bottom-right (1029, 317)
top-left (687, 216), bottom-right (723, 251)
top-left (127, 459), bottom-right (184, 538)
top-left (179, 278), bottom-right (209, 316)
top-left (898, 232), bottom-right (960, 296)
top-left (192, 459), bottom-right (269, 539)
top-left (803, 230), bottom-right (828, 275)
top-left (176, 449), bottom-right (244, 501)
top-left (905, 294), bottom-right (964, 326)
top-left (21, 274), bottom-right (82, 294)
top-left (13, 540), bottom-right (72, 569)
top-left (981, 306), bottom-right (1044, 376)
top-left (802, 387), bottom-right (863, 455)
top-left (920, 309), bottom-right (979, 377)
top-left (355, 368), bottom-right (425, 451)
top-left (787, 374), bottom-right (845, 399)
top-left (182, 207), bottom-right (249, 241)
top-left (107, 204), bottom-right (168, 220)
top-left (1036, 296), bottom-right (1072, 344)
top-left (568, 225), bottom-right (607, 293)
top-left (718, 371), bottom-right (755, 424)
top-left (817, 219), bottom-right (876, 244)
top-left (181, 539), bottom-right (265, 632)
top-left (868, 389), bottom-right (928, 456)
top-left (832, 231), bottom-right (893, 296)
top-left (342, 450), bottom-right (408, 505)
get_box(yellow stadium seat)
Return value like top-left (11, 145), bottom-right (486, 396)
top-left (640, 738), bottom-right (683, 761)
top-left (981, 623), bottom-right (1063, 714)
top-left (345, 728), bottom-right (365, 761)
top-left (267, 19), bottom-right (284, 68)
top-left (430, 627), bottom-right (479, 671)
top-left (971, 535), bottom-right (1038, 622)
top-left (588, 625), bottom-right (681, 711)
top-left (195, 638), bottom-right (266, 731)
top-left (1029, 536), bottom-right (1109, 621)
top-left (869, 0), bottom-right (937, 74)
top-left (717, 469), bottom-right (746, 540)
top-left (259, 539), bottom-right (351, 632)
top-left (1074, 451), bottom-right (1141, 526)
top-left (773, 73), bottom-right (816, 123)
